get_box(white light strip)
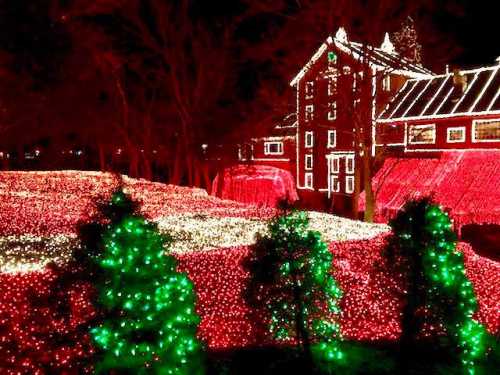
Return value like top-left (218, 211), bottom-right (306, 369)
top-left (252, 158), bottom-right (290, 162)
top-left (420, 76), bottom-right (449, 116)
top-left (486, 87), bottom-right (500, 111)
top-left (432, 84), bottom-right (455, 115)
top-left (469, 67), bottom-right (498, 112)
top-left (451, 71), bottom-right (480, 113)
top-left (401, 78), bottom-right (434, 118)
top-left (387, 80), bottom-right (419, 118)
top-left (404, 148), bottom-right (500, 153)
top-left (377, 109), bottom-right (500, 123)
top-left (290, 38), bottom-right (332, 86)
top-left (379, 80), bottom-right (410, 118)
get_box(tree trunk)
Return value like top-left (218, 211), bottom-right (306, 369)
top-left (98, 144), bottom-right (107, 171)
top-left (363, 149), bottom-right (375, 222)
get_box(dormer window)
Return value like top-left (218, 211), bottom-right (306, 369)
top-left (328, 102), bottom-right (337, 121)
top-left (305, 105), bottom-right (314, 122)
top-left (305, 81), bottom-right (314, 99)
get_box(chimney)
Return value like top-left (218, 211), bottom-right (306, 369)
top-left (452, 68), bottom-right (467, 94)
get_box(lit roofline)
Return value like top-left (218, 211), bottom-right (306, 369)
top-left (377, 109), bottom-right (500, 123)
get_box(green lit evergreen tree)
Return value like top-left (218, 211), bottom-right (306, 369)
top-left (388, 198), bottom-right (490, 374)
top-left (246, 210), bottom-right (344, 372)
top-left (90, 190), bottom-right (204, 374)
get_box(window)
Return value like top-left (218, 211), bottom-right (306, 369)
top-left (346, 155), bottom-right (355, 173)
top-left (328, 77), bottom-right (337, 96)
top-left (331, 155), bottom-right (340, 173)
top-left (305, 131), bottom-right (314, 148)
top-left (331, 175), bottom-right (340, 192)
top-left (354, 98), bottom-right (360, 108)
top-left (327, 130), bottom-right (336, 148)
top-left (382, 75), bottom-right (391, 91)
top-left (328, 102), bottom-right (337, 121)
top-left (473, 119), bottom-right (500, 142)
top-left (447, 127), bottom-right (466, 143)
top-left (305, 81), bottom-right (314, 99)
top-left (305, 154), bottom-right (313, 170)
top-left (346, 176), bottom-right (354, 194)
top-left (408, 124), bottom-right (436, 144)
top-left (305, 173), bottom-right (313, 189)
top-left (264, 141), bottom-right (283, 155)
top-left (305, 105), bottom-right (314, 122)
top-left (343, 66), bottom-right (351, 75)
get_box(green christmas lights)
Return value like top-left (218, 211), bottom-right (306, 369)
top-left (90, 190), bottom-right (204, 374)
top-left (389, 198), bottom-right (489, 374)
top-left (246, 211), bottom-right (344, 370)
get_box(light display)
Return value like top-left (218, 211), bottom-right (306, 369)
top-left (0, 172), bottom-right (498, 372)
top-left (90, 191), bottom-right (204, 374)
top-left (389, 198), bottom-right (490, 374)
top-left (245, 211), bottom-right (344, 370)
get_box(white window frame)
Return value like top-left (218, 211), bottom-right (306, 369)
top-left (305, 105), bottom-right (314, 122)
top-left (472, 119), bottom-right (500, 143)
top-left (328, 102), bottom-right (337, 121)
top-left (328, 77), bottom-right (337, 96)
top-left (408, 124), bottom-right (436, 145)
top-left (327, 130), bottom-right (337, 148)
top-left (446, 127), bottom-right (466, 143)
top-left (304, 172), bottom-right (313, 189)
top-left (331, 155), bottom-right (340, 173)
top-left (330, 175), bottom-right (340, 193)
top-left (305, 131), bottom-right (314, 148)
top-left (345, 155), bottom-right (355, 174)
top-left (346, 176), bottom-right (354, 194)
top-left (264, 141), bottom-right (284, 155)
top-left (382, 75), bottom-right (391, 92)
top-left (305, 154), bottom-right (313, 170)
top-left (305, 81), bottom-right (314, 99)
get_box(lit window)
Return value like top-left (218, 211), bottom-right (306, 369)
top-left (331, 156), bottom-right (340, 173)
top-left (346, 176), bottom-right (354, 193)
top-left (382, 75), bottom-right (391, 91)
top-left (305, 173), bottom-right (313, 189)
top-left (354, 98), bottom-right (360, 108)
top-left (305, 105), bottom-right (314, 122)
top-left (346, 155), bottom-right (355, 174)
top-left (331, 175), bottom-right (340, 192)
top-left (327, 130), bottom-right (336, 148)
top-left (305, 154), bottom-right (313, 170)
top-left (343, 66), bottom-right (351, 75)
top-left (473, 119), bottom-right (500, 142)
top-left (446, 127), bottom-right (466, 143)
top-left (408, 124), bottom-right (436, 144)
top-left (264, 141), bottom-right (283, 155)
top-left (305, 131), bottom-right (314, 148)
top-left (328, 102), bottom-right (337, 121)
top-left (305, 81), bottom-right (314, 99)
top-left (328, 77), bottom-right (337, 96)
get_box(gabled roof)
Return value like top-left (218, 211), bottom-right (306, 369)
top-left (378, 65), bottom-right (500, 122)
top-left (290, 29), bottom-right (432, 86)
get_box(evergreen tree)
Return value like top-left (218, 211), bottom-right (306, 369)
top-left (90, 190), bottom-right (204, 374)
top-left (246, 211), bottom-right (344, 372)
top-left (388, 198), bottom-right (490, 374)
top-left (392, 17), bottom-right (422, 64)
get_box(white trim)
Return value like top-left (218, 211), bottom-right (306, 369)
top-left (345, 154), bottom-right (355, 174)
top-left (379, 80), bottom-right (410, 118)
top-left (387, 80), bottom-right (419, 118)
top-left (487, 88), bottom-right (500, 111)
top-left (420, 76), bottom-right (450, 116)
top-left (401, 78), bottom-right (434, 118)
top-left (290, 38), bottom-right (331, 86)
top-left (330, 175), bottom-right (340, 193)
top-left (469, 67), bottom-right (498, 112)
top-left (377, 109), bottom-right (500, 123)
top-left (305, 154), bottom-right (313, 170)
top-left (331, 155), bottom-right (340, 173)
top-left (345, 176), bottom-right (354, 194)
top-left (327, 130), bottom-right (337, 148)
top-left (253, 158), bottom-right (290, 162)
top-left (408, 124), bottom-right (436, 144)
top-left (451, 71), bottom-right (480, 113)
top-left (375, 142), bottom-right (406, 147)
top-left (295, 85), bottom-right (301, 188)
top-left (472, 119), bottom-right (500, 143)
top-left (305, 105), bottom-right (314, 122)
top-left (264, 141), bottom-right (284, 155)
top-left (328, 77), bottom-right (337, 96)
top-left (304, 172), bottom-right (314, 189)
top-left (382, 75), bottom-right (391, 91)
top-left (371, 67), bottom-right (377, 157)
top-left (305, 131), bottom-right (314, 147)
top-left (446, 127), bottom-right (466, 143)
top-left (403, 148), bottom-right (500, 153)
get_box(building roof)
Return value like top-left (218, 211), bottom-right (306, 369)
top-left (253, 113), bottom-right (297, 140)
top-left (290, 28), bottom-right (432, 86)
top-left (359, 151), bottom-right (500, 228)
top-left (378, 65), bottom-right (500, 122)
